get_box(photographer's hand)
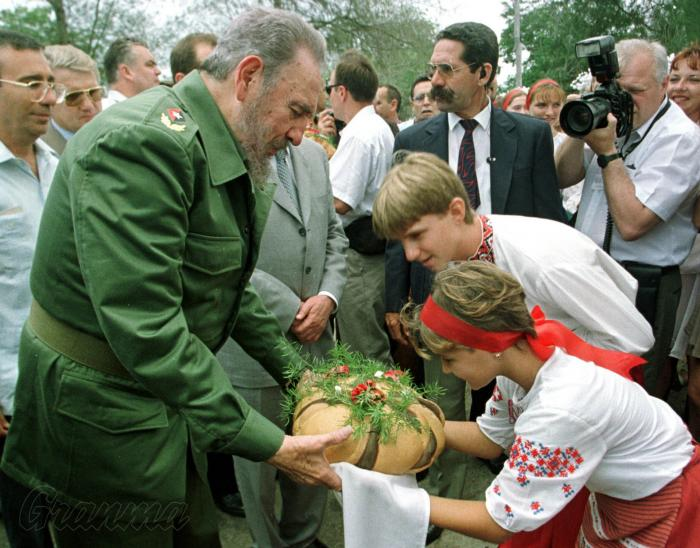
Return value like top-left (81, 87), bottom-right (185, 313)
top-left (583, 113), bottom-right (618, 156)
top-left (586, 113), bottom-right (663, 241)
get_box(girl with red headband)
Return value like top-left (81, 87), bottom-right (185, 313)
top-left (404, 260), bottom-right (699, 547)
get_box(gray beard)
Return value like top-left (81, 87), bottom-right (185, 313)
top-left (238, 95), bottom-right (272, 188)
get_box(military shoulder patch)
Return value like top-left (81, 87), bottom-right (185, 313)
top-left (160, 108), bottom-right (186, 132)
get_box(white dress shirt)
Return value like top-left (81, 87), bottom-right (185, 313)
top-left (576, 99), bottom-right (700, 265)
top-left (329, 105), bottom-right (394, 227)
top-left (447, 102), bottom-right (492, 214)
top-left (0, 139), bottom-right (58, 413)
top-left (101, 89), bottom-right (128, 110)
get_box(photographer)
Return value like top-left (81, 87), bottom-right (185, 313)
top-left (556, 38), bottom-right (700, 396)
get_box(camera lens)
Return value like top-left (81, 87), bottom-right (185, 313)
top-left (566, 104), bottom-right (593, 135)
top-left (560, 96), bottom-right (611, 138)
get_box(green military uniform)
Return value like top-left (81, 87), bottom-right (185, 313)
top-left (0, 71), bottom-right (295, 541)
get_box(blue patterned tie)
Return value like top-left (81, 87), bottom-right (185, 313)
top-left (458, 119), bottom-right (480, 210)
top-left (276, 149), bottom-right (299, 211)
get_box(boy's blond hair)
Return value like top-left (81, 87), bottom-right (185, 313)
top-left (372, 152), bottom-right (474, 240)
top-left (401, 261), bottom-right (536, 357)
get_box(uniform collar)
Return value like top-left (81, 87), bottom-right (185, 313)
top-left (173, 71), bottom-right (248, 186)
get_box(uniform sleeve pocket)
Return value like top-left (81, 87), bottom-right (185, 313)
top-left (56, 372), bottom-right (168, 434)
top-left (183, 233), bottom-right (243, 275)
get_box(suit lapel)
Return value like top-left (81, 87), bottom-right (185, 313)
top-left (489, 109), bottom-right (517, 214)
top-left (420, 113), bottom-right (449, 159)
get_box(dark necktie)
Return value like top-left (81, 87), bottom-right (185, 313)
top-left (458, 118), bottom-right (480, 210)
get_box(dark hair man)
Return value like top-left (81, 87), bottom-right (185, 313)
top-left (102, 36), bottom-right (161, 108)
top-left (385, 22), bottom-right (566, 543)
top-left (374, 83), bottom-right (402, 134)
top-left (327, 50), bottom-right (394, 364)
top-left (0, 29), bottom-right (58, 548)
top-left (0, 9), bottom-right (351, 545)
top-left (170, 32), bottom-right (218, 83)
top-left (398, 75), bottom-right (439, 130)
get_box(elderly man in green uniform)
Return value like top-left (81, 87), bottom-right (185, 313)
top-left (0, 8), bottom-right (351, 546)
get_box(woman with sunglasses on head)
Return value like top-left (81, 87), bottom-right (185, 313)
top-left (403, 260), bottom-right (699, 547)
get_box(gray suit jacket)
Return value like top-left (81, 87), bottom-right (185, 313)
top-left (40, 122), bottom-right (67, 155)
top-left (218, 138), bottom-right (348, 388)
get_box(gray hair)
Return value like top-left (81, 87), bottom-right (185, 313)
top-left (617, 38), bottom-right (668, 84)
top-left (201, 8), bottom-right (326, 84)
top-left (44, 44), bottom-right (99, 79)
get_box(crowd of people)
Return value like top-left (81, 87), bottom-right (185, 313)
top-left (0, 6), bottom-right (699, 547)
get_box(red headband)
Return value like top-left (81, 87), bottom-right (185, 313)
top-left (525, 79), bottom-right (561, 111)
top-left (420, 296), bottom-right (645, 382)
top-left (502, 88), bottom-right (526, 111)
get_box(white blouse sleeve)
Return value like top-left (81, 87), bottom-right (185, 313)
top-left (476, 377), bottom-right (519, 450)
top-left (484, 406), bottom-right (606, 532)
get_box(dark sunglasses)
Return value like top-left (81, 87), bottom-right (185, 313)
top-left (64, 86), bottom-right (105, 106)
top-left (325, 83), bottom-right (341, 95)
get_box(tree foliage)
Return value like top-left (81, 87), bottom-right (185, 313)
top-left (1, 0), bottom-right (158, 63)
top-left (500, 0), bottom-right (700, 90)
top-left (166, 0), bottom-right (436, 116)
top-left (1, 0), bottom-right (435, 115)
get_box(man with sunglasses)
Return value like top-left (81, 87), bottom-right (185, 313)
top-left (41, 44), bottom-right (102, 155)
top-left (386, 22), bottom-right (566, 543)
top-left (0, 29), bottom-right (59, 548)
top-left (327, 50), bottom-right (394, 364)
top-left (397, 75), bottom-right (438, 131)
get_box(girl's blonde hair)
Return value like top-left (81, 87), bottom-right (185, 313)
top-left (401, 261), bottom-right (536, 357)
top-left (373, 152), bottom-right (474, 240)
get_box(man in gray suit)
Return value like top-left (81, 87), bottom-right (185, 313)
top-left (217, 137), bottom-right (347, 548)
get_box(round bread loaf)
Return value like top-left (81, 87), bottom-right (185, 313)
top-left (292, 369), bottom-right (445, 475)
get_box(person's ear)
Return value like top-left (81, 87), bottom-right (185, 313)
top-left (118, 63), bottom-right (132, 82)
top-left (447, 196), bottom-right (466, 222)
top-left (479, 63), bottom-right (493, 86)
top-left (234, 55), bottom-right (264, 101)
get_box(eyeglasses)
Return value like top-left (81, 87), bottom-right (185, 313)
top-left (0, 78), bottom-right (66, 103)
top-left (325, 83), bottom-right (341, 95)
top-left (64, 86), bottom-right (105, 106)
top-left (412, 92), bottom-right (431, 102)
top-left (426, 62), bottom-right (477, 79)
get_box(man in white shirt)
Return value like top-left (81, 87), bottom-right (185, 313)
top-left (0, 29), bottom-right (58, 548)
top-left (556, 38), bottom-right (700, 396)
top-left (101, 37), bottom-right (161, 109)
top-left (328, 50), bottom-right (394, 363)
top-left (41, 44), bottom-right (102, 154)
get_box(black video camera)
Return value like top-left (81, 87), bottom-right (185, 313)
top-left (559, 35), bottom-right (633, 140)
